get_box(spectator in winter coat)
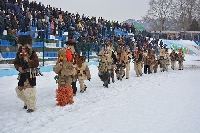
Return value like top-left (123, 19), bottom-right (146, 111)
top-left (13, 2), bottom-right (21, 14)
top-left (36, 19), bottom-right (43, 38)
top-left (7, 28), bottom-right (17, 46)
top-left (11, 15), bottom-right (19, 30)
top-left (57, 14), bottom-right (64, 36)
top-left (23, 0), bottom-right (30, 11)
top-left (51, 17), bottom-right (57, 35)
top-left (0, 0), bottom-right (5, 11)
top-left (8, 0), bottom-right (16, 4)
top-left (4, 14), bottom-right (12, 30)
top-left (0, 11), bottom-right (4, 35)
top-left (17, 0), bottom-right (22, 5)
top-left (24, 12), bottom-right (30, 32)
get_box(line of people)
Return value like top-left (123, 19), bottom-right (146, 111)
top-left (97, 40), bottom-right (186, 87)
top-left (13, 35), bottom-right (185, 113)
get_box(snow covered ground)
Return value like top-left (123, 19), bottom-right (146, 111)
top-left (0, 54), bottom-right (200, 133)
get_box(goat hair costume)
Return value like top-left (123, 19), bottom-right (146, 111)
top-left (53, 48), bottom-right (74, 106)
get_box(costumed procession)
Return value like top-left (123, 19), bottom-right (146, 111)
top-left (13, 35), bottom-right (186, 112)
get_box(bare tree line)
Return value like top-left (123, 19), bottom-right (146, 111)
top-left (143, 0), bottom-right (200, 31)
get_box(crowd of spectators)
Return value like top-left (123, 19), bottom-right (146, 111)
top-left (1, 0), bottom-right (177, 57)
top-left (0, 0), bottom-right (138, 48)
top-left (0, 0), bottom-right (199, 52)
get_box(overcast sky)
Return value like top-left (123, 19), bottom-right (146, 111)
top-left (35, 0), bottom-right (150, 23)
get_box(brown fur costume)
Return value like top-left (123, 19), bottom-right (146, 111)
top-left (177, 48), bottom-right (185, 70)
top-left (75, 56), bottom-right (91, 92)
top-left (13, 35), bottom-right (39, 113)
top-left (158, 49), bottom-right (167, 72)
top-left (115, 40), bottom-right (128, 80)
top-left (98, 43), bottom-right (113, 87)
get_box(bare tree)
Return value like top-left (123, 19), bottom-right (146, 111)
top-left (144, 0), bottom-right (200, 31)
top-left (143, 0), bottom-right (176, 31)
top-left (174, 0), bottom-right (200, 30)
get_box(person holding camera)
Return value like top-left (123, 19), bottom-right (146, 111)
top-left (13, 35), bottom-right (39, 113)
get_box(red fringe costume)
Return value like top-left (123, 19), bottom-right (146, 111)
top-left (53, 41), bottom-right (76, 106)
top-left (56, 86), bottom-right (74, 106)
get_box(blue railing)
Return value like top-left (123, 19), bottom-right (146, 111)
top-left (0, 61), bottom-right (99, 78)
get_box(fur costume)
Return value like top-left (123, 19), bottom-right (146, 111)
top-left (177, 49), bottom-right (185, 70)
top-left (124, 45), bottom-right (132, 79)
top-left (153, 58), bottom-right (159, 73)
top-left (66, 39), bottom-right (80, 95)
top-left (158, 49), bottom-right (167, 72)
top-left (164, 48), bottom-right (171, 71)
top-left (76, 56), bottom-right (91, 93)
top-left (170, 50), bottom-right (178, 70)
top-left (98, 43), bottom-right (113, 87)
top-left (149, 49), bottom-right (156, 73)
top-left (53, 47), bottom-right (74, 106)
top-left (110, 44), bottom-right (117, 83)
top-left (115, 40), bottom-right (128, 80)
top-left (13, 35), bottom-right (39, 113)
top-left (134, 50), bottom-right (143, 77)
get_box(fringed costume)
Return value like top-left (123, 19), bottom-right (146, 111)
top-left (98, 43), bottom-right (113, 88)
top-left (53, 41), bottom-right (76, 106)
top-left (13, 35), bottom-right (40, 113)
top-left (115, 40), bottom-right (128, 81)
top-left (75, 56), bottom-right (91, 93)
top-left (177, 49), bottom-right (185, 70)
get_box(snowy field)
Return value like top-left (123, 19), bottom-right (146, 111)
top-left (0, 54), bottom-right (200, 133)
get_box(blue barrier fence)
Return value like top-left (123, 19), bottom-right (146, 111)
top-left (0, 62), bottom-right (99, 78)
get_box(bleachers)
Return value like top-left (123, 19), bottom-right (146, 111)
top-left (0, 51), bottom-right (58, 60)
top-left (0, 0), bottom-right (134, 64)
top-left (0, 39), bottom-right (11, 46)
top-left (36, 52), bottom-right (58, 59)
top-left (0, 52), bottom-right (17, 59)
top-left (0, 1), bottom-right (137, 62)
